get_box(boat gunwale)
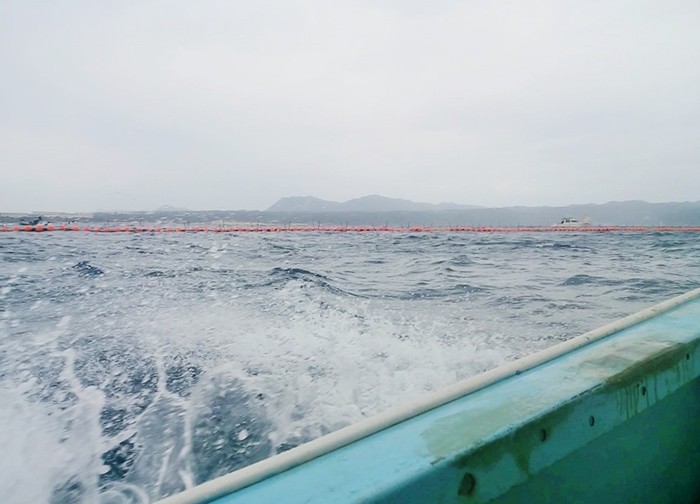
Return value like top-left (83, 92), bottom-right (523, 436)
top-left (158, 287), bottom-right (700, 504)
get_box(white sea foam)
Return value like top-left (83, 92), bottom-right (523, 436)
top-left (2, 231), bottom-right (698, 502)
top-left (0, 373), bottom-right (104, 504)
top-left (144, 277), bottom-right (507, 461)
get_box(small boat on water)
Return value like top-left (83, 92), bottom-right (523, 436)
top-left (18, 216), bottom-right (49, 226)
top-left (552, 217), bottom-right (592, 228)
top-left (159, 288), bottom-right (700, 504)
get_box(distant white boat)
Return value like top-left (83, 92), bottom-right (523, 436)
top-left (552, 217), bottom-right (592, 228)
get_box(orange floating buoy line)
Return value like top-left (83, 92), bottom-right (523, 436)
top-left (3, 225), bottom-right (700, 233)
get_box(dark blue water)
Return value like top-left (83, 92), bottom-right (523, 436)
top-left (1, 232), bottom-right (699, 503)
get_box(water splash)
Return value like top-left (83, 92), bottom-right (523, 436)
top-left (1, 231), bottom-right (698, 502)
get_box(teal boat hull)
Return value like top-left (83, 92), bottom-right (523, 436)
top-left (160, 288), bottom-right (700, 504)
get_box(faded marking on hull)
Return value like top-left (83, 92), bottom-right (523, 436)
top-left (421, 333), bottom-right (700, 502)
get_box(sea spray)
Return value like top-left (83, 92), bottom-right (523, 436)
top-left (1, 231), bottom-right (699, 502)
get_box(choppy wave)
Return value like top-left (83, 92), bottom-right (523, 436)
top-left (1, 231), bottom-right (699, 503)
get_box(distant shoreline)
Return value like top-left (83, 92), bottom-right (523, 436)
top-left (3, 198), bottom-right (700, 227)
top-left (5, 224), bottom-right (700, 234)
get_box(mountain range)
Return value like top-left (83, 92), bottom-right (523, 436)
top-left (261, 196), bottom-right (700, 226)
top-left (266, 195), bottom-right (481, 213)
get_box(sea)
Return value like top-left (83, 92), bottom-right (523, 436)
top-left (1, 231), bottom-right (699, 503)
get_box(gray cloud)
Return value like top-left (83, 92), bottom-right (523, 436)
top-left (1, 0), bottom-right (699, 212)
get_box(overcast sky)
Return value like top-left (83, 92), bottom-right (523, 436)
top-left (1, 1), bottom-right (699, 212)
